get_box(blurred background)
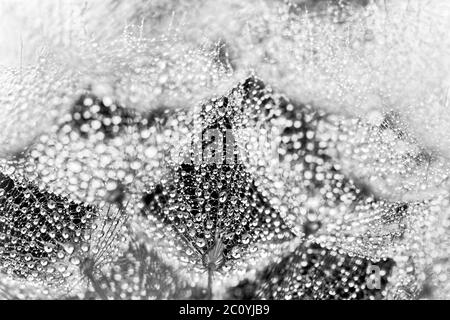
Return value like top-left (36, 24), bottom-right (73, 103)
top-left (0, 0), bottom-right (449, 158)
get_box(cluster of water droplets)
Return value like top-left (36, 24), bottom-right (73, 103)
top-left (1, 72), bottom-right (448, 299)
top-left (0, 0), bottom-right (449, 300)
top-left (0, 164), bottom-right (131, 298)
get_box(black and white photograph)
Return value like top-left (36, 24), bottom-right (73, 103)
top-left (0, 0), bottom-right (448, 310)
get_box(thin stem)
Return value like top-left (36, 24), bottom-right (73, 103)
top-left (207, 264), bottom-right (214, 300)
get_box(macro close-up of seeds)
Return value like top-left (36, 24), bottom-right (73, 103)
top-left (0, 0), bottom-right (449, 305)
